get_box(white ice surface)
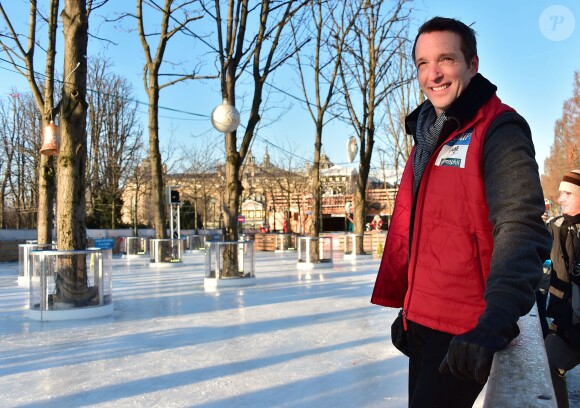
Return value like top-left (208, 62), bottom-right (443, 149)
top-left (0, 251), bottom-right (576, 407)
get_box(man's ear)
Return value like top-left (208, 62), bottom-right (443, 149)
top-left (470, 55), bottom-right (479, 75)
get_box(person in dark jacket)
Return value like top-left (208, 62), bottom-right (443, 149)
top-left (371, 17), bottom-right (552, 407)
top-left (544, 170), bottom-right (580, 408)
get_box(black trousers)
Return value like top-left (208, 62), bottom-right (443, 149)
top-left (407, 320), bottom-right (485, 408)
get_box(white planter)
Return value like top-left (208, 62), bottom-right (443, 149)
top-left (204, 241), bottom-right (255, 288)
top-left (274, 233), bottom-right (297, 252)
top-left (18, 243), bottom-right (56, 287)
top-left (122, 236), bottom-right (149, 259)
top-left (297, 236), bottom-right (333, 269)
top-left (28, 248), bottom-right (113, 321)
top-left (184, 234), bottom-right (206, 252)
top-left (343, 233), bottom-right (372, 260)
top-left (149, 239), bottom-right (184, 266)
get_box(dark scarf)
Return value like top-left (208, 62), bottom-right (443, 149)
top-left (560, 214), bottom-right (580, 266)
top-left (561, 214), bottom-right (580, 227)
top-left (407, 74), bottom-right (497, 194)
top-left (412, 101), bottom-right (446, 194)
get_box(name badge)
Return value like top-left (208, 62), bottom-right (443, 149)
top-left (434, 128), bottom-right (473, 168)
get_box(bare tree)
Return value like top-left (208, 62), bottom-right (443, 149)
top-left (177, 139), bottom-right (221, 230)
top-left (4, 93), bottom-right (41, 228)
top-left (337, 0), bottom-right (412, 252)
top-left (542, 71), bottom-right (580, 209)
top-left (123, 159), bottom-right (151, 235)
top-left (56, 0), bottom-right (91, 252)
top-left (0, 0), bottom-right (60, 243)
top-left (208, 0), bottom-right (307, 275)
top-left (86, 56), bottom-right (144, 228)
top-left (290, 0), bottom-right (358, 243)
top-left (18, 93), bottom-right (45, 228)
top-left (134, 0), bottom-right (209, 239)
top-left (0, 96), bottom-right (16, 228)
top-left (542, 120), bottom-right (569, 209)
top-left (263, 143), bottom-right (308, 234)
top-left (380, 37), bottom-right (421, 181)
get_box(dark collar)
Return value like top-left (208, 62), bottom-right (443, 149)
top-left (405, 73), bottom-right (497, 135)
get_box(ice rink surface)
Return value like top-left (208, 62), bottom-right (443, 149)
top-left (0, 250), bottom-right (576, 407)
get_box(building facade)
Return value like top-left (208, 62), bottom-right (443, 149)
top-left (120, 150), bottom-right (398, 233)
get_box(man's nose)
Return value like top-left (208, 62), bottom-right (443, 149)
top-left (428, 63), bottom-right (443, 81)
top-left (558, 193), bottom-right (566, 204)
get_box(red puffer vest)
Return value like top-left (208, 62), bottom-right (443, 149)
top-left (371, 95), bottom-right (514, 335)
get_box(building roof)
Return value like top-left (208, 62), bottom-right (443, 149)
top-left (320, 165), bottom-right (357, 177)
top-left (368, 167), bottom-right (404, 185)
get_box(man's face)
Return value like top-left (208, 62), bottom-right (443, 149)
top-left (558, 190), bottom-right (580, 216)
top-left (414, 31), bottom-right (479, 116)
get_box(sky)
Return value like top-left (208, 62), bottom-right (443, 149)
top-left (0, 0), bottom-right (579, 177)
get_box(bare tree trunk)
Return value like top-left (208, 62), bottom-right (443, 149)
top-left (0, 0), bottom-right (59, 242)
top-left (222, 142), bottom-right (241, 275)
top-left (111, 200), bottom-right (115, 229)
top-left (0, 188), bottom-right (5, 229)
top-left (55, 0), bottom-right (92, 304)
top-left (58, 0), bottom-right (88, 251)
top-left (37, 155), bottom-right (56, 243)
top-left (36, 0), bottom-right (59, 244)
top-left (147, 86), bottom-right (167, 238)
top-left (309, 122), bottom-right (323, 261)
top-left (133, 194), bottom-right (139, 236)
top-left (136, 0), bottom-right (208, 239)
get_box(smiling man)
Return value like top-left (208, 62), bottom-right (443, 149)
top-left (371, 17), bottom-right (551, 407)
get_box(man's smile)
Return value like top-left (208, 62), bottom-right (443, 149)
top-left (431, 84), bottom-right (450, 92)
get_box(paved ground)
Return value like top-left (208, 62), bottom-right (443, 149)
top-left (0, 250), bottom-right (576, 407)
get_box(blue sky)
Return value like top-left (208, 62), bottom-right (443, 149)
top-left (1, 0), bottom-right (578, 176)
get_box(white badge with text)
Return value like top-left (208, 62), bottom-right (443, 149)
top-left (434, 129), bottom-right (473, 168)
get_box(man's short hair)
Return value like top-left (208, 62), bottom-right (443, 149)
top-left (412, 16), bottom-right (478, 66)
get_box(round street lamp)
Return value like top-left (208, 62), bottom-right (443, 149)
top-left (211, 99), bottom-right (241, 133)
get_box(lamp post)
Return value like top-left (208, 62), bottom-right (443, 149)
top-left (210, 198), bottom-right (216, 230)
top-left (166, 185), bottom-right (181, 239)
top-left (193, 196), bottom-right (198, 233)
top-left (132, 195), bottom-right (138, 237)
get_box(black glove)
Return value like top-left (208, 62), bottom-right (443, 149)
top-left (391, 310), bottom-right (409, 357)
top-left (439, 310), bottom-right (520, 384)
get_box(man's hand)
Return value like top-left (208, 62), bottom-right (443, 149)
top-left (439, 310), bottom-right (520, 384)
top-left (391, 310), bottom-right (409, 356)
